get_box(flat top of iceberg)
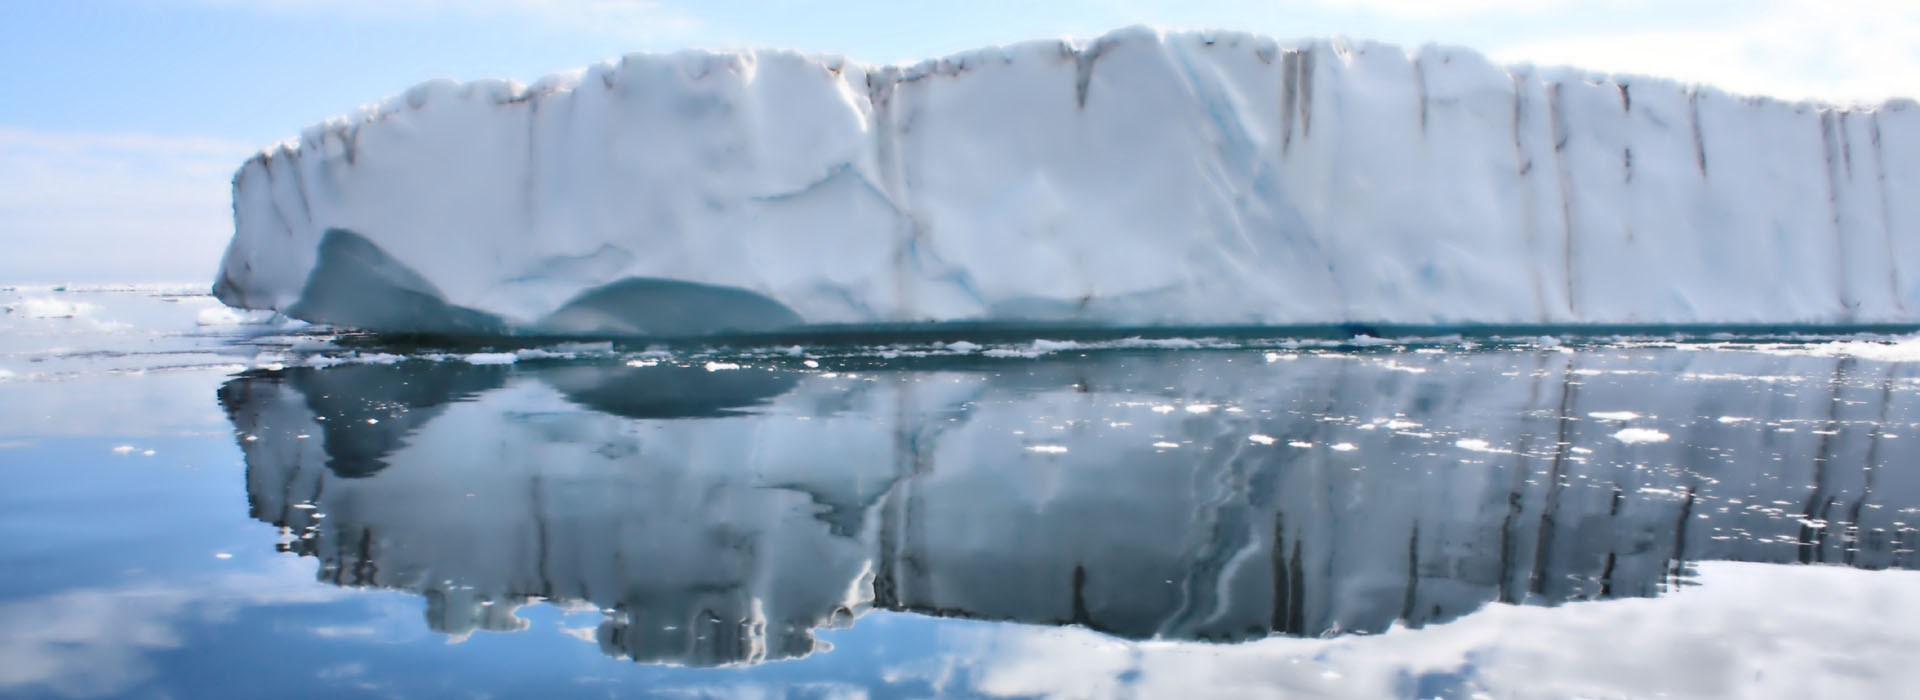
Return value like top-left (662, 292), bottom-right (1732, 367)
top-left (267, 25), bottom-right (1909, 160)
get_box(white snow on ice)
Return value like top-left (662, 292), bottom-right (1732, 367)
top-left (210, 27), bottom-right (1920, 336)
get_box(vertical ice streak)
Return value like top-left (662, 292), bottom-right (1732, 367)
top-left (1820, 111), bottom-right (1858, 318)
top-left (1871, 114), bottom-right (1907, 311)
top-left (1547, 82), bottom-right (1581, 318)
top-left (1687, 89), bottom-right (1709, 178)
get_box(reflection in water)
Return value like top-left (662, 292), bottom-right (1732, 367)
top-left (219, 347), bottom-right (1920, 667)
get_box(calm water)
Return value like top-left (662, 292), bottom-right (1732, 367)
top-left (4, 286), bottom-right (1920, 699)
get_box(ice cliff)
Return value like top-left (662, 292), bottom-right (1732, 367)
top-left (214, 27), bottom-right (1920, 336)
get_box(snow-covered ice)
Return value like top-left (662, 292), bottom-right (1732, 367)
top-left (214, 27), bottom-right (1920, 337)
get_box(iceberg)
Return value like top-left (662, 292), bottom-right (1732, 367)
top-left (213, 27), bottom-right (1920, 337)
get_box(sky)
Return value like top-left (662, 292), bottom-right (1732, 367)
top-left (1, 0), bottom-right (1916, 284)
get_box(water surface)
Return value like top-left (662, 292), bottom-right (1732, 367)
top-left (4, 286), bottom-right (1920, 698)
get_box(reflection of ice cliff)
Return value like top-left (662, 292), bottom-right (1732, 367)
top-left (219, 348), bottom-right (1920, 666)
top-left (216, 28), bottom-right (1920, 335)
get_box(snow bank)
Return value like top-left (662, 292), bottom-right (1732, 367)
top-left (214, 27), bottom-right (1920, 336)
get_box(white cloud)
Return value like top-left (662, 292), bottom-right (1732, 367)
top-left (1152, 0), bottom-right (1918, 102)
top-left (1483, 1), bottom-right (1920, 103)
top-left (1309, 0), bottom-right (1586, 18)
top-left (189, 0), bottom-right (701, 42)
top-left (0, 128), bottom-right (251, 284)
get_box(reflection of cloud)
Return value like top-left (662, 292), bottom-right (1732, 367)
top-left (964, 562), bottom-right (1920, 698)
top-left (0, 128), bottom-right (251, 284)
top-left (642, 680), bottom-right (874, 699)
top-left (0, 558), bottom-right (346, 698)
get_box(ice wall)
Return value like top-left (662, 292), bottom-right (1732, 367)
top-left (214, 27), bottom-right (1920, 336)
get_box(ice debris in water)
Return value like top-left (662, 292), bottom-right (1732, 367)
top-left (195, 306), bottom-right (279, 326)
top-left (8, 297), bottom-right (93, 319)
top-left (462, 353), bottom-right (519, 365)
top-left (1589, 411), bottom-right (1642, 421)
top-left (1613, 428), bottom-right (1673, 444)
top-left (1456, 438), bottom-right (1496, 452)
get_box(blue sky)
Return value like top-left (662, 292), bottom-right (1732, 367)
top-left (2, 0), bottom-right (1916, 283)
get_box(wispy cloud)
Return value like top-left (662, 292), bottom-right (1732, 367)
top-left (0, 128), bottom-right (251, 284)
top-left (1485, 1), bottom-right (1920, 104)
top-left (188, 0), bottom-right (703, 42)
top-left (1311, 0), bottom-right (1920, 103)
top-left (1307, 0), bottom-right (1590, 18)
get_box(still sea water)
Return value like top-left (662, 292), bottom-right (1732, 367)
top-left (4, 285), bottom-right (1920, 699)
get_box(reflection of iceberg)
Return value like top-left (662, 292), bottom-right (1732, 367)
top-left (220, 348), bottom-right (1920, 666)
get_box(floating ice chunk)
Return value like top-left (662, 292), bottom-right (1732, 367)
top-left (1456, 438), bottom-right (1495, 452)
top-left (1774, 336), bottom-right (1920, 363)
top-left (513, 342), bottom-right (614, 360)
top-left (1248, 434), bottom-right (1277, 445)
top-left (462, 353), bottom-right (518, 365)
top-left (9, 297), bottom-right (93, 319)
top-left (1612, 428), bottom-right (1672, 444)
top-left (196, 307), bottom-right (243, 325)
top-left (195, 306), bottom-right (277, 326)
top-left (1588, 411), bottom-right (1642, 421)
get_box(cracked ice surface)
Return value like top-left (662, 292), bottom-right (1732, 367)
top-left (215, 27), bottom-right (1920, 336)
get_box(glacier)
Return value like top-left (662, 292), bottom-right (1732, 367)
top-left (213, 27), bottom-right (1920, 337)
